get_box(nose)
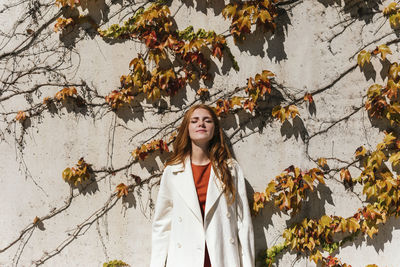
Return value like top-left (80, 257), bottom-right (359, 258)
top-left (198, 120), bottom-right (206, 127)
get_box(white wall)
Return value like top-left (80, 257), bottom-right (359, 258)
top-left (0, 0), bottom-right (398, 266)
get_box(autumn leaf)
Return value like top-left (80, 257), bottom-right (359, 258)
top-left (375, 44), bottom-right (392, 60)
top-left (16, 111), bottom-right (27, 122)
top-left (247, 77), bottom-right (254, 90)
top-left (385, 80), bottom-right (400, 99)
top-left (222, 4), bottom-right (237, 19)
top-left (355, 146), bottom-right (367, 157)
top-left (62, 158), bottom-right (92, 186)
top-left (389, 151), bottom-right (400, 166)
top-left (103, 260), bottom-right (130, 267)
top-left (287, 105), bottom-right (299, 119)
top-left (389, 62), bottom-right (400, 79)
top-left (54, 17), bottom-right (74, 32)
top-left (383, 2), bottom-right (398, 15)
top-left (357, 50), bottom-right (371, 67)
top-left (116, 183), bottom-right (129, 198)
top-left (254, 192), bottom-right (266, 203)
top-left (258, 10), bottom-right (272, 23)
top-left (302, 174), bottom-right (314, 191)
top-left (43, 97), bottom-right (52, 105)
top-left (309, 250), bottom-right (322, 264)
top-left (347, 217), bottom-right (360, 233)
top-left (389, 12), bottom-right (400, 27)
top-left (383, 132), bottom-right (396, 146)
top-left (243, 99), bottom-right (256, 113)
top-left (366, 226), bottom-right (379, 239)
top-left (259, 70), bottom-right (275, 81)
top-left (62, 168), bottom-right (72, 181)
top-left (320, 215), bottom-right (332, 227)
top-left (340, 168), bottom-right (351, 181)
top-left (55, 87), bottom-right (77, 101)
top-left (317, 158), bottom-right (328, 168)
top-left (230, 96), bottom-right (243, 107)
top-left (271, 106), bottom-right (284, 122)
top-left (303, 93), bottom-right (313, 103)
top-left (33, 216), bottom-right (41, 225)
top-left (197, 88), bottom-right (209, 96)
top-left (212, 43), bottom-right (223, 60)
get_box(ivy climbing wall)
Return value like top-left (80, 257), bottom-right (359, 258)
top-left (1, 0), bottom-right (400, 266)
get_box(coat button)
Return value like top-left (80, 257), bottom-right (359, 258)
top-left (230, 238), bottom-right (234, 244)
top-left (226, 212), bottom-right (231, 218)
top-left (177, 243), bottom-right (182, 248)
top-left (178, 217), bottom-right (182, 222)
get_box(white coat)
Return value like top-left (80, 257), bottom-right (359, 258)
top-left (150, 155), bottom-right (255, 267)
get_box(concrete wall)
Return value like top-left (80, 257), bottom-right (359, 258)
top-left (0, 0), bottom-right (399, 266)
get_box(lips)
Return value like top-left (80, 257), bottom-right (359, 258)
top-left (196, 130), bottom-right (206, 132)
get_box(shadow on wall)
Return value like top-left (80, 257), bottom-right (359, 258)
top-left (317, 0), bottom-right (382, 22)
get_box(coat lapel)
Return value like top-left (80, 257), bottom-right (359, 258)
top-left (170, 155), bottom-right (225, 225)
top-left (170, 156), bottom-right (203, 224)
top-left (204, 163), bottom-right (224, 220)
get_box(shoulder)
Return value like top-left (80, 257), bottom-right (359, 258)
top-left (226, 158), bottom-right (243, 176)
top-left (227, 157), bottom-right (239, 168)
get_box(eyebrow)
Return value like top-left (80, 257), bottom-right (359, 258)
top-left (190, 116), bottom-right (212, 119)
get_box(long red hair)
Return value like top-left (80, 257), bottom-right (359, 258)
top-left (165, 104), bottom-right (235, 202)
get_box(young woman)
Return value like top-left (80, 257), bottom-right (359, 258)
top-left (150, 104), bottom-right (255, 267)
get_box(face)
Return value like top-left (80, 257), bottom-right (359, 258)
top-left (188, 108), bottom-right (215, 146)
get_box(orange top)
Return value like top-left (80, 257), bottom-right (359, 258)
top-left (191, 161), bottom-right (212, 267)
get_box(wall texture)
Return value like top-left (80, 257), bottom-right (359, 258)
top-left (1, 0), bottom-right (399, 266)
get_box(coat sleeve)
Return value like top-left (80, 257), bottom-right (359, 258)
top-left (235, 162), bottom-right (255, 267)
top-left (150, 166), bottom-right (172, 267)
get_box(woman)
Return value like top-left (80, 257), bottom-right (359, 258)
top-left (150, 104), bottom-right (255, 267)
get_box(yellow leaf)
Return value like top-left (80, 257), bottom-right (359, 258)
top-left (377, 44), bottom-right (392, 60)
top-left (272, 105), bottom-right (286, 122)
top-left (389, 62), bottom-right (400, 79)
top-left (366, 226), bottom-right (379, 238)
top-left (384, 2), bottom-right (398, 15)
top-left (287, 105), bottom-right (299, 119)
top-left (258, 10), bottom-right (272, 23)
top-left (340, 168), bottom-right (352, 182)
top-left (230, 96), bottom-right (243, 107)
top-left (357, 50), bottom-right (371, 67)
top-left (355, 146), bottom-right (367, 157)
top-left (116, 183), bottom-right (129, 198)
top-left (367, 84), bottom-right (382, 98)
top-left (222, 4), bottom-right (237, 19)
top-left (303, 175), bottom-right (314, 191)
top-left (389, 151), bottom-right (400, 166)
top-left (389, 13), bottom-right (400, 27)
top-left (265, 181), bottom-right (276, 200)
top-left (347, 217), bottom-right (360, 233)
top-left (320, 215), bottom-right (332, 227)
top-left (317, 158), bottom-right (328, 168)
top-left (62, 168), bottom-right (72, 181)
top-left (383, 132), bottom-right (396, 145)
top-left (309, 250), bottom-right (322, 264)
top-left (261, 70), bottom-right (274, 79)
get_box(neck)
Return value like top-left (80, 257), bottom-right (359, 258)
top-left (191, 142), bottom-right (210, 165)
